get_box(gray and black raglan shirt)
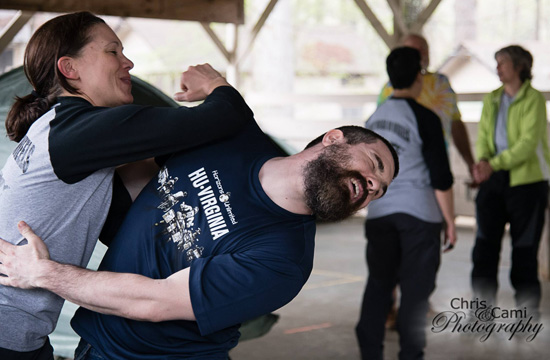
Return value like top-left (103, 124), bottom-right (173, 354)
top-left (0, 86), bottom-right (251, 352)
top-left (365, 97), bottom-right (453, 222)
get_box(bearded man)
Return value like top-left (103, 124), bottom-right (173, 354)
top-left (0, 81), bottom-right (398, 359)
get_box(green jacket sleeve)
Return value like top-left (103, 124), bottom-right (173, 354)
top-left (489, 90), bottom-right (547, 171)
top-left (475, 94), bottom-right (495, 162)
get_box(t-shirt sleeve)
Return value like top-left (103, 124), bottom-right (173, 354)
top-left (189, 250), bottom-right (306, 336)
top-left (435, 73), bottom-right (462, 122)
top-left (377, 81), bottom-right (393, 106)
top-left (410, 100), bottom-right (454, 190)
top-left (50, 86), bottom-right (253, 183)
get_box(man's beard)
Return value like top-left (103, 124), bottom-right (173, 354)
top-left (303, 144), bottom-right (368, 222)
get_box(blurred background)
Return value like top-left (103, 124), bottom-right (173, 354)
top-left (2, 0), bottom-right (550, 218)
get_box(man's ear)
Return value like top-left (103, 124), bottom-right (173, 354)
top-left (321, 129), bottom-right (345, 147)
top-left (57, 56), bottom-right (79, 80)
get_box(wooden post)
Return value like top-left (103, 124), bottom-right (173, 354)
top-left (0, 11), bottom-right (35, 55)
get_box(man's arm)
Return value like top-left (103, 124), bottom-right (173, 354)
top-left (432, 74), bottom-right (475, 175)
top-left (435, 188), bottom-right (456, 252)
top-left (451, 119), bottom-right (475, 175)
top-left (0, 222), bottom-right (195, 322)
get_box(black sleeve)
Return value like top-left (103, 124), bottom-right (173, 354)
top-left (98, 171), bottom-right (133, 247)
top-left (408, 99), bottom-right (454, 190)
top-left (50, 86), bottom-right (253, 183)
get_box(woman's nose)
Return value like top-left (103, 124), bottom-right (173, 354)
top-left (123, 54), bottom-right (134, 70)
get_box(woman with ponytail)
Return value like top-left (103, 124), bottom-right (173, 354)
top-left (0, 11), bottom-right (250, 360)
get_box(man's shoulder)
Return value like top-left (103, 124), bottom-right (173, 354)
top-left (422, 72), bottom-right (452, 89)
top-left (255, 214), bottom-right (316, 239)
top-left (406, 98), bottom-right (440, 122)
top-left (426, 72), bottom-right (450, 82)
top-left (248, 214), bottom-right (315, 247)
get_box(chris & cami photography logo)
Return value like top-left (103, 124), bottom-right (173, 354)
top-left (431, 297), bottom-right (544, 342)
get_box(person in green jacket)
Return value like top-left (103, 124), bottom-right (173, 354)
top-left (472, 45), bottom-right (550, 318)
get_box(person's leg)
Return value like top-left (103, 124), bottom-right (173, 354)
top-left (507, 181), bottom-right (548, 316)
top-left (356, 215), bottom-right (401, 360)
top-left (386, 287), bottom-right (399, 330)
top-left (396, 215), bottom-right (441, 360)
top-left (0, 338), bottom-right (53, 360)
top-left (471, 171), bottom-right (508, 306)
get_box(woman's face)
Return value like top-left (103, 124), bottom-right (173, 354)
top-left (496, 54), bottom-right (521, 85)
top-left (71, 24), bottom-right (134, 107)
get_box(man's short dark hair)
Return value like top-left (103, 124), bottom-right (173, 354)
top-left (305, 125), bottom-right (399, 179)
top-left (386, 47), bottom-right (421, 89)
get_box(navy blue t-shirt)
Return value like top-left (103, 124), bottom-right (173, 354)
top-left (71, 119), bottom-right (316, 359)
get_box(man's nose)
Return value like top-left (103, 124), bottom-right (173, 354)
top-left (366, 176), bottom-right (380, 192)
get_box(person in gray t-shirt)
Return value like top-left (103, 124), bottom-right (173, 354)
top-left (356, 47), bottom-right (455, 360)
top-left (0, 11), bottom-right (249, 360)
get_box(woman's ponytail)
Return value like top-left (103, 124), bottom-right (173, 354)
top-left (6, 92), bottom-right (57, 142)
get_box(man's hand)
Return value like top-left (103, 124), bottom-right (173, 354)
top-left (0, 221), bottom-right (50, 289)
top-left (174, 64), bottom-right (231, 102)
top-left (442, 221), bottom-right (457, 253)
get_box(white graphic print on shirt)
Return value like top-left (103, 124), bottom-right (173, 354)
top-left (156, 167), bottom-right (203, 262)
top-left (155, 166), bottom-right (238, 262)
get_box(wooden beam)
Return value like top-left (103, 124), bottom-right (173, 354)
top-left (353, 0), bottom-right (395, 49)
top-left (0, 0), bottom-right (244, 24)
top-left (237, 0), bottom-right (279, 64)
top-left (200, 22), bottom-right (232, 62)
top-left (410, 0), bottom-right (443, 33)
top-left (387, 0), bottom-right (407, 36)
top-left (200, 22), bottom-right (240, 85)
top-left (226, 24), bottom-right (239, 87)
top-left (0, 11), bottom-right (35, 55)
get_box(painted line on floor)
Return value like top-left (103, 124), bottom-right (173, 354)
top-left (284, 322), bottom-right (332, 334)
top-left (303, 268), bottom-right (364, 290)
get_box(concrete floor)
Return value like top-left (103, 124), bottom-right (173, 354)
top-left (229, 217), bottom-right (550, 360)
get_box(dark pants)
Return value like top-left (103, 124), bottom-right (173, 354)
top-left (356, 213), bottom-right (441, 360)
top-left (74, 339), bottom-right (107, 360)
top-left (472, 171), bottom-right (548, 313)
top-left (0, 338), bottom-right (54, 360)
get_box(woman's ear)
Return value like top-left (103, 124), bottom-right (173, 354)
top-left (57, 56), bottom-right (79, 80)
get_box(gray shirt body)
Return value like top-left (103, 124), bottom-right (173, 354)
top-left (365, 97), bottom-right (453, 223)
top-left (0, 107), bottom-right (113, 352)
